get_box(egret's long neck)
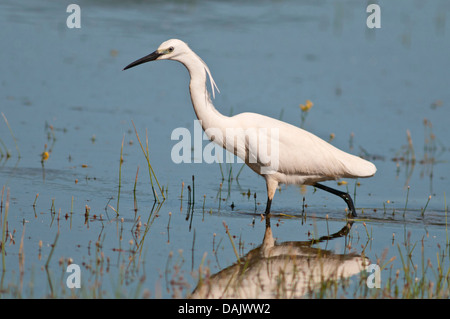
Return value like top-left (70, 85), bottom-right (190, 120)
top-left (182, 53), bottom-right (227, 131)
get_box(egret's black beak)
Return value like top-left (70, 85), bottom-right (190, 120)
top-left (123, 50), bottom-right (161, 71)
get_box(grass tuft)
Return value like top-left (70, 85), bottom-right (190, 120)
top-left (132, 121), bottom-right (165, 203)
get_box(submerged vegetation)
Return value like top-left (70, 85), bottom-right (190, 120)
top-left (0, 181), bottom-right (449, 298)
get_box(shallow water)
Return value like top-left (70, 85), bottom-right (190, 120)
top-left (1, 0), bottom-right (449, 298)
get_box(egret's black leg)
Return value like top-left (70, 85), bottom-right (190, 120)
top-left (264, 197), bottom-right (272, 216)
top-left (313, 183), bottom-right (357, 217)
top-left (265, 213), bottom-right (271, 228)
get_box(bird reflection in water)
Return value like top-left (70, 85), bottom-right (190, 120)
top-left (190, 218), bottom-right (369, 298)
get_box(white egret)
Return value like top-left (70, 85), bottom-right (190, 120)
top-left (124, 39), bottom-right (376, 217)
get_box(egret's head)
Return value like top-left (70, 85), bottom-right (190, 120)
top-left (123, 39), bottom-right (190, 70)
top-left (123, 39), bottom-right (220, 98)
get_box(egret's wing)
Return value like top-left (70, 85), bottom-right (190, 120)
top-left (230, 113), bottom-right (376, 181)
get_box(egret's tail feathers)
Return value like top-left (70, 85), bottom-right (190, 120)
top-left (340, 156), bottom-right (377, 179)
top-left (363, 160), bottom-right (377, 177)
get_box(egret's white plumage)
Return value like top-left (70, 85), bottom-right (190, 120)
top-left (124, 39), bottom-right (376, 217)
